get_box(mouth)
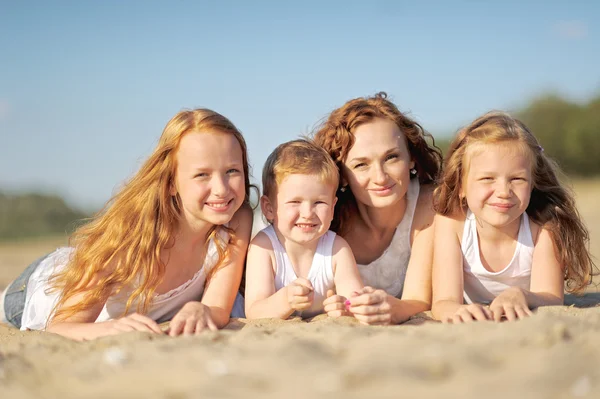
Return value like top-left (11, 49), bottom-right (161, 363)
top-left (295, 223), bottom-right (318, 230)
top-left (369, 184), bottom-right (395, 194)
top-left (488, 203), bottom-right (514, 210)
top-left (205, 198), bottom-right (234, 212)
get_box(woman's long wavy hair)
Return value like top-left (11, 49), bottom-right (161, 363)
top-left (433, 112), bottom-right (596, 293)
top-left (312, 92), bottom-right (442, 236)
top-left (49, 109), bottom-right (254, 321)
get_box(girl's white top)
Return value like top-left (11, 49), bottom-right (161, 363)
top-left (20, 231), bottom-right (227, 331)
top-left (462, 210), bottom-right (534, 304)
top-left (261, 224), bottom-right (336, 318)
top-left (356, 178), bottom-right (420, 298)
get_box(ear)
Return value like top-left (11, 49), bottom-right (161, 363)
top-left (409, 159), bottom-right (416, 170)
top-left (333, 196), bottom-right (338, 207)
top-left (260, 195), bottom-right (275, 223)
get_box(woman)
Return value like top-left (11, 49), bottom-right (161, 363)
top-left (312, 92), bottom-right (442, 324)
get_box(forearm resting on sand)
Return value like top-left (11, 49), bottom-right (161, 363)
top-left (391, 297), bottom-right (430, 324)
top-left (46, 313), bottom-right (163, 341)
top-left (431, 299), bottom-right (463, 321)
top-left (245, 288), bottom-right (296, 320)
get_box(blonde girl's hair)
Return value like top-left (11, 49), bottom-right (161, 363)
top-left (262, 139), bottom-right (339, 200)
top-left (312, 92), bottom-right (442, 236)
top-left (433, 111), bottom-right (596, 293)
top-left (49, 109), bottom-right (254, 321)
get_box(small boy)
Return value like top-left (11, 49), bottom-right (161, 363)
top-left (245, 139), bottom-right (363, 319)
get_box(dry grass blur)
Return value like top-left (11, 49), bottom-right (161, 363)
top-left (0, 178), bottom-right (599, 290)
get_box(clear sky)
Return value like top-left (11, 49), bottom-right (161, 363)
top-left (1, 1), bottom-right (598, 210)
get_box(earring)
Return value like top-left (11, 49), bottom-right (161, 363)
top-left (410, 168), bottom-right (417, 176)
top-left (340, 186), bottom-right (347, 193)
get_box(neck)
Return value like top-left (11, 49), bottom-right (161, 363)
top-left (272, 227), bottom-right (320, 268)
top-left (475, 215), bottom-right (522, 244)
top-left (172, 218), bottom-right (214, 254)
top-left (354, 196), bottom-right (407, 238)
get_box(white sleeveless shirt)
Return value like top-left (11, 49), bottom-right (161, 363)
top-left (356, 178), bottom-right (420, 298)
top-left (20, 232), bottom-right (226, 331)
top-left (261, 225), bottom-right (336, 318)
top-left (462, 210), bottom-right (534, 304)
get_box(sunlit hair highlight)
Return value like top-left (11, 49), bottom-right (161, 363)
top-left (312, 92), bottom-right (442, 236)
top-left (262, 139), bottom-right (339, 201)
top-left (48, 109), bottom-right (253, 322)
top-left (433, 111), bottom-right (596, 293)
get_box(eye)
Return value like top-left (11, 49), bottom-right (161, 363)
top-left (478, 177), bottom-right (493, 182)
top-left (511, 177), bottom-right (527, 182)
top-left (385, 153), bottom-right (399, 161)
top-left (227, 168), bottom-right (241, 174)
top-left (353, 162), bottom-right (367, 169)
top-left (195, 172), bottom-right (209, 178)
top-left (315, 200), bottom-right (327, 205)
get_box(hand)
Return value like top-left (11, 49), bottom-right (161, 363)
top-left (168, 301), bottom-right (217, 336)
top-left (323, 289), bottom-right (350, 318)
top-left (105, 313), bottom-right (163, 335)
top-left (286, 278), bottom-right (314, 312)
top-left (346, 286), bottom-right (392, 325)
top-left (445, 304), bottom-right (493, 323)
top-left (489, 287), bottom-right (533, 322)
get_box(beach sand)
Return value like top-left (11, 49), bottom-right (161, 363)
top-left (1, 297), bottom-right (600, 399)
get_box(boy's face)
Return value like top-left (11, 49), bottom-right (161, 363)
top-left (261, 173), bottom-right (337, 246)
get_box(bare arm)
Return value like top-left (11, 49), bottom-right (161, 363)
top-left (431, 214), bottom-right (468, 321)
top-left (331, 236), bottom-right (363, 299)
top-left (200, 204), bottom-right (253, 328)
top-left (244, 232), bottom-right (295, 319)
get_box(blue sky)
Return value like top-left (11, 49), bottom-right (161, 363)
top-left (1, 1), bottom-right (598, 210)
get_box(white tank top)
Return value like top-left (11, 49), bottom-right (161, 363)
top-left (20, 231), bottom-right (227, 331)
top-left (462, 210), bottom-right (534, 304)
top-left (356, 178), bottom-right (420, 298)
top-left (261, 225), bottom-right (336, 318)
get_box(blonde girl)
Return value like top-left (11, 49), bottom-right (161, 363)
top-left (432, 112), bottom-right (595, 323)
top-left (312, 92), bottom-right (443, 325)
top-left (0, 109), bottom-right (253, 339)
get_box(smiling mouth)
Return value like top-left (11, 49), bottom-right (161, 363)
top-left (206, 198), bottom-right (233, 209)
top-left (296, 223), bottom-right (317, 228)
top-left (370, 184), bottom-right (395, 192)
top-left (489, 203), bottom-right (514, 209)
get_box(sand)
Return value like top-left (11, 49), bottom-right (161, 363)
top-left (1, 297), bottom-right (600, 399)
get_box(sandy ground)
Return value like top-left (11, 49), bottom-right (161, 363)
top-left (1, 179), bottom-right (599, 398)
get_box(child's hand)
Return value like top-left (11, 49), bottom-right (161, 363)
top-left (346, 286), bottom-right (392, 325)
top-left (168, 301), bottom-right (218, 336)
top-left (489, 287), bottom-right (533, 322)
top-left (445, 304), bottom-right (493, 323)
top-left (286, 278), bottom-right (314, 311)
top-left (106, 313), bottom-right (164, 335)
top-left (323, 289), bottom-right (350, 318)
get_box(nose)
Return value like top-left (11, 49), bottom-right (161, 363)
top-left (300, 202), bottom-right (314, 218)
top-left (371, 163), bottom-right (388, 185)
top-left (211, 174), bottom-right (229, 197)
top-left (495, 179), bottom-right (511, 198)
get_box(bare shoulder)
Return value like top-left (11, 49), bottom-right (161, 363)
top-left (413, 183), bottom-right (435, 231)
top-left (332, 233), bottom-right (352, 253)
top-left (249, 230), bottom-right (274, 251)
top-left (528, 218), bottom-right (546, 246)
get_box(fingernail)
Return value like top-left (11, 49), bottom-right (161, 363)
top-left (344, 300), bottom-right (351, 310)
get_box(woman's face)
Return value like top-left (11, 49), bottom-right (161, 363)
top-left (341, 118), bottom-right (414, 209)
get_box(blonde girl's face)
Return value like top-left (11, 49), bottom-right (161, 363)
top-left (461, 141), bottom-right (533, 233)
top-left (172, 131), bottom-right (246, 229)
top-left (341, 118), bottom-right (415, 209)
top-left (261, 174), bottom-right (337, 246)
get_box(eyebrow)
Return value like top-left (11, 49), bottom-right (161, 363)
top-left (348, 148), bottom-right (400, 163)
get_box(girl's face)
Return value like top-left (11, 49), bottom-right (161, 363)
top-left (262, 173), bottom-right (336, 246)
top-left (172, 131), bottom-right (246, 230)
top-left (341, 118), bottom-right (415, 209)
top-left (461, 141), bottom-right (533, 233)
